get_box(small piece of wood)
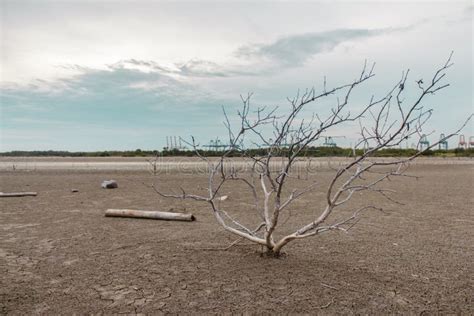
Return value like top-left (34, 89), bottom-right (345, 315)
top-left (0, 192), bottom-right (37, 197)
top-left (105, 209), bottom-right (195, 221)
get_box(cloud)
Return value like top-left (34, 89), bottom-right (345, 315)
top-left (111, 26), bottom-right (415, 78)
top-left (0, 62), bottom-right (235, 151)
top-left (1, 21), bottom-right (421, 91)
top-left (461, 4), bottom-right (473, 20)
top-left (61, 26), bottom-right (406, 83)
top-left (234, 27), bottom-right (409, 67)
top-left (0, 24), bottom-right (420, 138)
top-left (105, 14), bottom-right (466, 79)
top-left (108, 58), bottom-right (257, 78)
top-left (177, 59), bottom-right (252, 77)
top-left (1, 62), bottom-right (229, 125)
top-left (3, 62), bottom-right (211, 101)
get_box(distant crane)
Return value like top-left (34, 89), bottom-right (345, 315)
top-left (202, 137), bottom-right (240, 151)
top-left (458, 134), bottom-right (466, 149)
top-left (165, 136), bottom-right (186, 150)
top-left (438, 134), bottom-right (448, 150)
top-left (419, 134), bottom-right (430, 150)
top-left (257, 137), bottom-right (290, 149)
top-left (322, 136), bottom-right (345, 147)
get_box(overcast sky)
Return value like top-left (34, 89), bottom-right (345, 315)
top-left (0, 0), bottom-right (472, 151)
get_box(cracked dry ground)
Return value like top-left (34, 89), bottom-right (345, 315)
top-left (0, 164), bottom-right (473, 314)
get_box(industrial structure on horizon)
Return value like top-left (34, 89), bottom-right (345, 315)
top-left (457, 134), bottom-right (474, 149)
top-left (164, 136), bottom-right (187, 151)
top-left (164, 133), bottom-right (474, 151)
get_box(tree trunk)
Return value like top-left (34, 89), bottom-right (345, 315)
top-left (263, 247), bottom-right (283, 258)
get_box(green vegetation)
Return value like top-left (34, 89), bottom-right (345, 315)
top-left (1, 147), bottom-right (473, 157)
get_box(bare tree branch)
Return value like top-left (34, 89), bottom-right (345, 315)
top-left (152, 53), bottom-right (471, 256)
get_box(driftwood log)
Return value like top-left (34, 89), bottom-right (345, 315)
top-left (0, 192), bottom-right (37, 197)
top-left (105, 209), bottom-right (195, 221)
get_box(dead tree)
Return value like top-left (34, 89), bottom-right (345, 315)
top-left (153, 53), bottom-right (471, 256)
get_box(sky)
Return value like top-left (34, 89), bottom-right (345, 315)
top-left (0, 0), bottom-right (472, 151)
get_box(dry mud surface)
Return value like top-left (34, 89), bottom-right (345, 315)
top-left (0, 160), bottom-right (473, 314)
top-left (1, 156), bottom-right (473, 172)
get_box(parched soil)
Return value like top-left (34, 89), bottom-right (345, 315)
top-left (0, 162), bottom-right (473, 314)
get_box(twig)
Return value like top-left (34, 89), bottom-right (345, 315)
top-left (320, 282), bottom-right (339, 291)
top-left (317, 297), bottom-right (335, 309)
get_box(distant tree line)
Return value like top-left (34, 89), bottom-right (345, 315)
top-left (1, 147), bottom-right (473, 157)
top-left (0, 149), bottom-right (156, 157)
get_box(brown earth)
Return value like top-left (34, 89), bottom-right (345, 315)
top-left (0, 163), bottom-right (473, 314)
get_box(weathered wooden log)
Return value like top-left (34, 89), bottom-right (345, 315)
top-left (0, 192), bottom-right (37, 197)
top-left (105, 209), bottom-right (195, 221)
